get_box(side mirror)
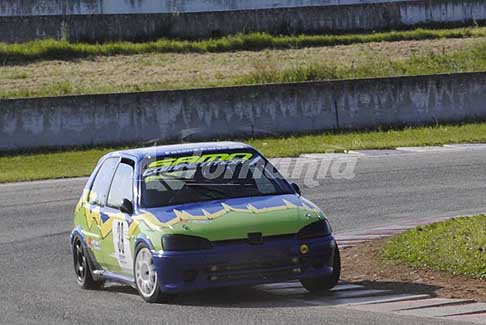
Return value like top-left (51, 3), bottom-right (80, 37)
top-left (291, 183), bottom-right (301, 196)
top-left (120, 199), bottom-right (134, 215)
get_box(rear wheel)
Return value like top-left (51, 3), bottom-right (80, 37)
top-left (72, 237), bottom-right (103, 290)
top-left (134, 244), bottom-right (172, 303)
top-left (301, 246), bottom-right (341, 293)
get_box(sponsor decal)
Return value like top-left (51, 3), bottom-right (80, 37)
top-left (189, 219), bottom-right (213, 224)
top-left (144, 152), bottom-right (254, 179)
top-left (300, 244), bottom-right (309, 255)
top-left (87, 237), bottom-right (101, 251)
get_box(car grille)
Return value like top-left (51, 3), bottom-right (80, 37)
top-left (205, 257), bottom-right (302, 282)
top-left (180, 234), bottom-right (331, 284)
top-left (211, 233), bottom-right (296, 246)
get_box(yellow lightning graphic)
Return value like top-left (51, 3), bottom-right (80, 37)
top-left (83, 195), bottom-right (320, 240)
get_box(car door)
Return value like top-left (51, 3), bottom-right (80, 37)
top-left (102, 158), bottom-right (136, 276)
top-left (85, 157), bottom-right (119, 269)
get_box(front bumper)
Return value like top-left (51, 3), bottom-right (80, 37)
top-left (153, 234), bottom-right (337, 294)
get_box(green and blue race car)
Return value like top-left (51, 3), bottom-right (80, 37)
top-left (71, 142), bottom-right (340, 302)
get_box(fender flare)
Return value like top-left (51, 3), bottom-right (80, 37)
top-left (70, 227), bottom-right (103, 278)
top-left (134, 234), bottom-right (156, 254)
top-left (70, 226), bottom-right (87, 248)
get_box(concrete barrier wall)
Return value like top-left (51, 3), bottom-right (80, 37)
top-left (0, 0), bottom-right (414, 16)
top-left (0, 0), bottom-right (485, 43)
top-left (1, 72), bottom-right (486, 152)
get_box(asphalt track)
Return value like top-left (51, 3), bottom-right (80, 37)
top-left (1, 147), bottom-right (486, 324)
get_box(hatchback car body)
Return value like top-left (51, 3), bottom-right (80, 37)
top-left (70, 142), bottom-right (340, 302)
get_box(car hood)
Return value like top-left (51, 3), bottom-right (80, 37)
top-left (141, 194), bottom-right (325, 241)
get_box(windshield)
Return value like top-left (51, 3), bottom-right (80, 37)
top-left (140, 149), bottom-right (294, 208)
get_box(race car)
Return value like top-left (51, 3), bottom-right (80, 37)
top-left (70, 142), bottom-right (340, 303)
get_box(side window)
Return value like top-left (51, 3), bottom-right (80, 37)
top-left (107, 162), bottom-right (134, 210)
top-left (88, 158), bottom-right (118, 206)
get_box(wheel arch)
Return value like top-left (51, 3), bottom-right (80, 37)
top-left (70, 227), bottom-right (87, 248)
top-left (70, 227), bottom-right (103, 279)
top-left (134, 234), bottom-right (156, 254)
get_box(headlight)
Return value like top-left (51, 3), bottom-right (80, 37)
top-left (297, 220), bottom-right (332, 240)
top-left (162, 234), bottom-right (212, 251)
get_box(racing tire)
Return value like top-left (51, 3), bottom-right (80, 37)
top-left (72, 237), bottom-right (103, 290)
top-left (300, 245), bottom-right (341, 293)
top-left (134, 244), bottom-right (173, 303)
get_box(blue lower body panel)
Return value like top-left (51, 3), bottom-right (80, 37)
top-left (153, 234), bottom-right (337, 294)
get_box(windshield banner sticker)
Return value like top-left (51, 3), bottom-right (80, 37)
top-left (144, 152), bottom-right (255, 178)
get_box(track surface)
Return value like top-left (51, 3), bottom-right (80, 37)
top-left (1, 148), bottom-right (486, 324)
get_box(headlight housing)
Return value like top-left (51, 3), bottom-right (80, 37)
top-left (162, 234), bottom-right (212, 251)
top-left (297, 220), bottom-right (332, 240)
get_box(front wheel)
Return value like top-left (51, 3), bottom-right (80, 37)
top-left (134, 244), bottom-right (172, 303)
top-left (301, 246), bottom-right (341, 293)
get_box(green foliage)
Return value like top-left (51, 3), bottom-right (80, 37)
top-left (383, 216), bottom-right (486, 279)
top-left (3, 31), bottom-right (486, 99)
top-left (3, 122), bottom-right (486, 182)
top-left (239, 41), bottom-right (486, 84)
top-left (0, 147), bottom-right (124, 183)
top-left (250, 123), bottom-right (486, 157)
top-left (0, 27), bottom-right (484, 65)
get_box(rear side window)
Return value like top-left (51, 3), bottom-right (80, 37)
top-left (107, 162), bottom-right (134, 209)
top-left (88, 158), bottom-right (118, 206)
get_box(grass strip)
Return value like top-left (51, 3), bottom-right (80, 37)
top-left (2, 122), bottom-right (486, 183)
top-left (383, 215), bottom-right (486, 280)
top-left (0, 27), bottom-right (485, 65)
top-left (2, 36), bottom-right (486, 99)
top-left (238, 40), bottom-right (486, 84)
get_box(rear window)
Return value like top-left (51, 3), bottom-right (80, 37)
top-left (141, 149), bottom-right (293, 208)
